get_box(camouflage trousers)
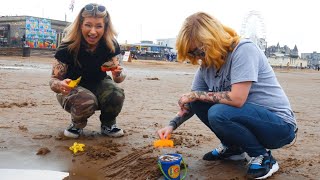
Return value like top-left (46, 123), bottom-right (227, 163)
top-left (56, 78), bottom-right (125, 129)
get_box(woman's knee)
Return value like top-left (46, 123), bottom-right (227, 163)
top-left (99, 87), bottom-right (125, 106)
top-left (96, 79), bottom-right (124, 102)
top-left (208, 104), bottom-right (231, 124)
top-left (71, 89), bottom-right (98, 116)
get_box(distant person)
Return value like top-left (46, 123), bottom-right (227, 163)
top-left (166, 53), bottom-right (170, 61)
top-left (157, 12), bottom-right (297, 179)
top-left (21, 34), bottom-right (26, 47)
top-left (131, 52), bottom-right (137, 60)
top-left (49, 3), bottom-right (126, 138)
top-left (169, 53), bottom-right (174, 62)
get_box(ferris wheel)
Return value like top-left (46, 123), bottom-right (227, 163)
top-left (240, 10), bottom-right (267, 50)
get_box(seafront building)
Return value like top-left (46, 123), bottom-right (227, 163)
top-left (0, 16), bottom-right (68, 48)
top-left (264, 43), bottom-right (307, 68)
top-left (0, 16), bottom-right (68, 56)
top-left (301, 52), bottom-right (320, 69)
top-left (0, 16), bottom-right (316, 68)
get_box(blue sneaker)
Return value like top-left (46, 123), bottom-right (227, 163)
top-left (247, 151), bottom-right (279, 179)
top-left (203, 144), bottom-right (246, 161)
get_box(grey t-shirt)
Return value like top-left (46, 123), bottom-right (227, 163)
top-left (192, 39), bottom-right (296, 128)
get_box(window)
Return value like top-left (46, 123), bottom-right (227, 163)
top-left (0, 25), bottom-right (9, 46)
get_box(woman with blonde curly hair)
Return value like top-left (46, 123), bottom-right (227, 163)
top-left (157, 12), bottom-right (297, 179)
top-left (49, 3), bottom-right (126, 139)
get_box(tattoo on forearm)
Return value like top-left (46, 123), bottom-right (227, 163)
top-left (170, 110), bottom-right (195, 130)
top-left (188, 92), bottom-right (198, 101)
top-left (51, 61), bottom-right (67, 79)
top-left (49, 61), bottom-right (67, 92)
top-left (49, 78), bottom-right (62, 93)
top-left (194, 91), bottom-right (232, 103)
top-left (178, 92), bottom-right (197, 106)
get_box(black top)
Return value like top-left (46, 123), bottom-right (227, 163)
top-left (54, 39), bottom-right (120, 90)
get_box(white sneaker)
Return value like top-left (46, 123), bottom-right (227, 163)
top-left (101, 124), bottom-right (124, 137)
top-left (64, 124), bottom-right (82, 138)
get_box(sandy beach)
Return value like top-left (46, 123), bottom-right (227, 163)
top-left (0, 56), bottom-right (319, 180)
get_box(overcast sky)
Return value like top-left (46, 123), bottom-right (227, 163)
top-left (1, 0), bottom-right (318, 54)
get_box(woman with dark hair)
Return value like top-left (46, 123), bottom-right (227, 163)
top-left (49, 3), bottom-right (126, 138)
top-left (157, 12), bottom-right (297, 179)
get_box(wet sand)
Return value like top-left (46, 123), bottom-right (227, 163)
top-left (0, 56), bottom-right (319, 180)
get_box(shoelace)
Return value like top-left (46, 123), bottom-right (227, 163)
top-left (248, 155), bottom-right (264, 166)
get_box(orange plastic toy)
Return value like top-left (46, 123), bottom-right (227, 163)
top-left (154, 139), bottom-right (174, 148)
top-left (101, 65), bottom-right (119, 72)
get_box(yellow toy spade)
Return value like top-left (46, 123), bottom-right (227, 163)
top-left (68, 76), bottom-right (81, 88)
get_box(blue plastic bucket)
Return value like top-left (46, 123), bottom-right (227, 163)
top-left (158, 153), bottom-right (187, 180)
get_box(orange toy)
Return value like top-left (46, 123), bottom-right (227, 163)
top-left (101, 59), bottom-right (119, 72)
top-left (154, 139), bottom-right (174, 148)
top-left (101, 65), bottom-right (119, 72)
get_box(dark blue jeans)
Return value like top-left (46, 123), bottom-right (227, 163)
top-left (190, 101), bottom-right (296, 157)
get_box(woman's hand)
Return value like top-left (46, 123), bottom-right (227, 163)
top-left (111, 66), bottom-right (123, 77)
top-left (59, 79), bottom-right (73, 95)
top-left (157, 126), bottom-right (174, 140)
top-left (112, 66), bottom-right (126, 83)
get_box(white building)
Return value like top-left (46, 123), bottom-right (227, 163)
top-left (268, 57), bottom-right (308, 68)
top-left (156, 38), bottom-right (176, 53)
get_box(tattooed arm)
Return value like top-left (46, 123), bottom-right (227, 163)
top-left (178, 81), bottom-right (252, 108)
top-left (157, 104), bottom-right (194, 139)
top-left (49, 60), bottom-right (72, 95)
top-left (157, 82), bottom-right (252, 139)
top-left (169, 109), bottom-right (195, 130)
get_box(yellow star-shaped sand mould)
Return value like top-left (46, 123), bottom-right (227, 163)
top-left (69, 142), bottom-right (85, 154)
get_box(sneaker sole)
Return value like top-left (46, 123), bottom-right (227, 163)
top-left (64, 129), bottom-right (80, 138)
top-left (255, 162), bottom-right (279, 179)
